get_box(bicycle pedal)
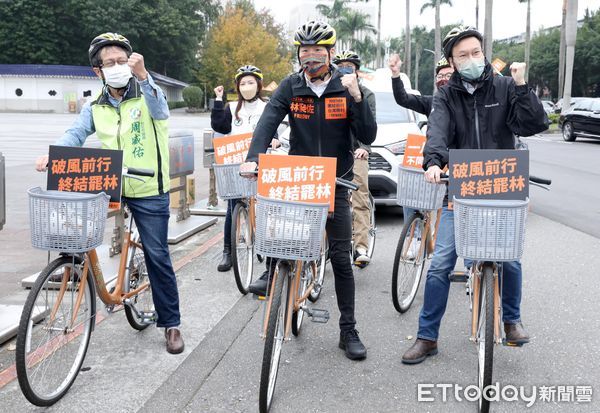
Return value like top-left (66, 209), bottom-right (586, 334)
top-left (140, 311), bottom-right (157, 324)
top-left (307, 308), bottom-right (329, 323)
top-left (449, 271), bottom-right (468, 283)
top-left (502, 339), bottom-right (524, 347)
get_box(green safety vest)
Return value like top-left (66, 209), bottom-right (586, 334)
top-left (91, 80), bottom-right (170, 198)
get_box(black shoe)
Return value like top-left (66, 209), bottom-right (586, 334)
top-left (248, 270), bottom-right (269, 296)
top-left (217, 247), bottom-right (232, 272)
top-left (504, 322), bottom-right (530, 345)
top-left (339, 329), bottom-right (367, 360)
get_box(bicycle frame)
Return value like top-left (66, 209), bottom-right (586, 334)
top-left (468, 262), bottom-right (503, 345)
top-left (261, 259), bottom-right (318, 341)
top-left (403, 208), bottom-right (443, 260)
top-left (60, 209), bottom-right (149, 323)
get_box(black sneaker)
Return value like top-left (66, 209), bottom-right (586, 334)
top-left (339, 329), bottom-right (367, 360)
top-left (248, 270), bottom-right (269, 296)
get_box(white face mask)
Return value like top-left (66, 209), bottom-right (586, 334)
top-left (239, 83), bottom-right (258, 101)
top-left (102, 63), bottom-right (132, 88)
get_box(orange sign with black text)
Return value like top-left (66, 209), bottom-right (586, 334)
top-left (213, 133), bottom-right (253, 165)
top-left (402, 134), bottom-right (427, 169)
top-left (257, 154), bottom-right (337, 211)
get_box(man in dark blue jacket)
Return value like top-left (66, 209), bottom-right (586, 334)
top-left (402, 26), bottom-right (548, 365)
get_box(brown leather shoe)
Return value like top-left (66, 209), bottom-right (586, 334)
top-left (401, 338), bottom-right (438, 365)
top-left (165, 328), bottom-right (185, 354)
top-left (504, 322), bottom-right (530, 345)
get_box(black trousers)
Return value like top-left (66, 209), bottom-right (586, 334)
top-left (326, 189), bottom-right (356, 332)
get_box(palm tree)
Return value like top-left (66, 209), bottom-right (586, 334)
top-left (336, 9), bottom-right (377, 50)
top-left (518, 0), bottom-right (531, 82)
top-left (562, 0), bottom-right (579, 112)
top-left (420, 0), bottom-right (452, 88)
top-left (376, 0), bottom-right (382, 67)
top-left (316, 0), bottom-right (349, 21)
top-left (412, 26), bottom-right (429, 90)
top-left (475, 0), bottom-right (480, 28)
top-left (484, 0), bottom-right (493, 61)
top-left (405, 0), bottom-right (411, 79)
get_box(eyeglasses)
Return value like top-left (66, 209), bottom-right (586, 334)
top-left (453, 49), bottom-right (483, 63)
top-left (101, 59), bottom-right (129, 68)
top-left (436, 73), bottom-right (453, 80)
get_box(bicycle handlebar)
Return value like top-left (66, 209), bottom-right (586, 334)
top-left (124, 167), bottom-right (155, 178)
top-left (240, 169), bottom-right (359, 191)
top-left (529, 175), bottom-right (551, 186)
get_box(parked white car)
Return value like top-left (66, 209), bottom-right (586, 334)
top-left (361, 69), bottom-right (425, 206)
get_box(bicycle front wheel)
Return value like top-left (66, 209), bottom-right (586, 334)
top-left (391, 212), bottom-right (427, 313)
top-left (477, 263), bottom-right (495, 413)
top-left (124, 238), bottom-right (156, 330)
top-left (259, 262), bottom-right (289, 413)
top-left (231, 202), bottom-right (254, 294)
top-left (16, 256), bottom-right (95, 406)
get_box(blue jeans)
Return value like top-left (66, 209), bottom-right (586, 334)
top-left (417, 207), bottom-right (523, 341)
top-left (123, 194), bottom-right (181, 328)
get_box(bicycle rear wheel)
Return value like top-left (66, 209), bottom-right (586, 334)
top-left (391, 212), bottom-right (427, 313)
top-left (366, 193), bottom-right (376, 259)
top-left (16, 256), bottom-right (95, 406)
top-left (292, 262), bottom-right (314, 336)
top-left (477, 263), bottom-right (495, 413)
top-left (259, 262), bottom-right (289, 413)
top-left (231, 202), bottom-right (254, 294)
top-left (124, 236), bottom-right (156, 330)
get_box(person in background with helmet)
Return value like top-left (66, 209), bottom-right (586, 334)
top-left (387, 55), bottom-right (454, 237)
top-left (211, 65), bottom-right (279, 275)
top-left (241, 21), bottom-right (377, 361)
top-left (332, 50), bottom-right (376, 268)
top-left (388, 54), bottom-right (454, 116)
top-left (34, 32), bottom-right (185, 354)
top-left (401, 26), bottom-right (548, 365)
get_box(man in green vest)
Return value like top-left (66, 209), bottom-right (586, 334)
top-left (35, 32), bottom-right (184, 354)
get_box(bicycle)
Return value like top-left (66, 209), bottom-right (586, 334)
top-left (213, 163), bottom-right (258, 294)
top-left (391, 166), bottom-right (446, 313)
top-left (247, 171), bottom-right (357, 413)
top-left (451, 175), bottom-right (551, 413)
top-left (16, 167), bottom-right (155, 406)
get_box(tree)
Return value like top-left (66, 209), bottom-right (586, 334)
top-left (405, 0), bottom-right (411, 79)
top-left (0, 0), bottom-right (220, 83)
top-left (562, 0), bottom-right (579, 111)
top-left (412, 26), bottom-right (430, 91)
top-left (518, 0), bottom-right (532, 82)
top-left (198, 4), bottom-right (291, 93)
top-left (336, 9), bottom-right (377, 50)
top-left (558, 0), bottom-right (568, 98)
top-left (316, 0), bottom-right (349, 21)
top-left (420, 0), bottom-right (453, 89)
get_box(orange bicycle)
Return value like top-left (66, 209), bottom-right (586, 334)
top-left (16, 167), bottom-right (155, 406)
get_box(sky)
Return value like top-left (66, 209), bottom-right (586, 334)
top-left (251, 0), bottom-right (600, 40)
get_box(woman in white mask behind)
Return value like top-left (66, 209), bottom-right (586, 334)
top-left (211, 65), bottom-right (277, 274)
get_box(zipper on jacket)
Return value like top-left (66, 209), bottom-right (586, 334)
top-left (116, 106), bottom-right (122, 150)
top-left (316, 102), bottom-right (323, 157)
top-left (473, 95), bottom-right (481, 149)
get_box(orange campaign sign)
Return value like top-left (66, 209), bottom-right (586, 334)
top-left (212, 133), bottom-right (253, 165)
top-left (402, 134), bottom-right (427, 169)
top-left (257, 153), bottom-right (337, 211)
top-left (492, 58), bottom-right (507, 74)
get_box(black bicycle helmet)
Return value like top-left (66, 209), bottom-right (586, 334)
top-left (333, 50), bottom-right (361, 70)
top-left (294, 20), bottom-right (336, 46)
top-left (88, 32), bottom-right (133, 67)
top-left (435, 57), bottom-right (451, 74)
top-left (442, 25), bottom-right (483, 59)
top-left (235, 65), bottom-right (263, 82)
